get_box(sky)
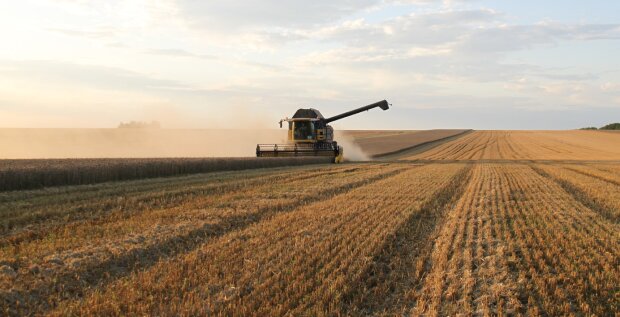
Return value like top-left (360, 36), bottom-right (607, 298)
top-left (0, 0), bottom-right (619, 130)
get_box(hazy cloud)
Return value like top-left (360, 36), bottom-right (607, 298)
top-left (2, 1), bottom-right (620, 129)
top-left (46, 26), bottom-right (119, 39)
top-left (306, 11), bottom-right (619, 55)
top-left (175, 0), bottom-right (377, 30)
top-left (0, 60), bottom-right (191, 92)
top-left (292, 9), bottom-right (620, 88)
top-left (144, 49), bottom-right (217, 60)
top-left (458, 23), bottom-right (620, 53)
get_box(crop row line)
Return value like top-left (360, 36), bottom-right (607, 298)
top-left (531, 164), bottom-right (619, 223)
top-left (340, 163), bottom-right (474, 315)
top-left (52, 164), bottom-right (464, 316)
top-left (1, 165), bottom-right (406, 316)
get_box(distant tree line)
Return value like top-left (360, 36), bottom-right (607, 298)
top-left (580, 123), bottom-right (620, 130)
top-left (118, 121), bottom-right (162, 129)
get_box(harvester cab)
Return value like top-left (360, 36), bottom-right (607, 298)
top-left (257, 100), bottom-right (390, 163)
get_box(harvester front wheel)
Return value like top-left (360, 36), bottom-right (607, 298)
top-left (334, 146), bottom-right (344, 163)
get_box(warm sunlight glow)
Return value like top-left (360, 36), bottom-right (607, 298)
top-left (1, 0), bottom-right (619, 129)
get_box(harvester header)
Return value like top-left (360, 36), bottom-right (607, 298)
top-left (257, 100), bottom-right (390, 163)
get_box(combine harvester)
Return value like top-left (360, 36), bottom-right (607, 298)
top-left (257, 100), bottom-right (390, 163)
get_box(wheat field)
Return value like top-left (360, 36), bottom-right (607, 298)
top-left (1, 131), bottom-right (619, 316)
top-left (406, 130), bottom-right (620, 160)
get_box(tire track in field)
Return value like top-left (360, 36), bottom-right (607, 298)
top-left (503, 165), bottom-right (619, 316)
top-left (523, 166), bottom-right (616, 251)
top-left (412, 164), bottom-right (487, 316)
top-left (340, 164), bottom-right (473, 315)
top-left (560, 164), bottom-right (620, 186)
top-left (3, 165), bottom-right (408, 267)
top-left (593, 164), bottom-right (620, 176)
top-left (474, 131), bottom-right (494, 160)
top-left (1, 165), bottom-right (353, 248)
top-left (412, 164), bottom-right (619, 316)
top-left (482, 131), bottom-right (498, 159)
top-left (246, 165), bottom-right (461, 316)
top-left (1, 166), bottom-right (406, 316)
top-left (445, 132), bottom-right (481, 160)
top-left (2, 164), bottom-right (353, 223)
top-left (411, 132), bottom-right (475, 160)
top-left (1, 164), bottom-right (347, 228)
top-left (52, 164), bottom-right (460, 316)
top-left (530, 164), bottom-right (619, 223)
top-left (504, 132), bottom-right (523, 159)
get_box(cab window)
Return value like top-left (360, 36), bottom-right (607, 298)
top-left (294, 121), bottom-right (314, 140)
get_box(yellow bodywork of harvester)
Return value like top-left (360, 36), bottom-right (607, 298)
top-left (257, 100), bottom-right (390, 163)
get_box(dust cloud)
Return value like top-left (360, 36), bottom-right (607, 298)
top-left (0, 100), bottom-right (374, 159)
top-left (334, 131), bottom-right (371, 162)
top-left (0, 129), bottom-right (287, 159)
top-left (0, 128), bottom-right (370, 160)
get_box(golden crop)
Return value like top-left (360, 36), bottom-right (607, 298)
top-left (406, 130), bottom-right (620, 160)
top-left (1, 130), bottom-right (618, 316)
top-left (413, 164), bottom-right (618, 316)
top-left (0, 157), bottom-right (331, 191)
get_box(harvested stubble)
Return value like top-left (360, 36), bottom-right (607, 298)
top-left (50, 164), bottom-right (467, 316)
top-left (343, 129), bottom-right (469, 157)
top-left (534, 163), bottom-right (620, 221)
top-left (406, 130), bottom-right (620, 160)
top-left (0, 164), bottom-right (358, 235)
top-left (1, 163), bottom-right (399, 315)
top-left (559, 163), bottom-right (620, 185)
top-left (0, 157), bottom-right (331, 191)
top-left (1, 161), bottom-right (618, 316)
top-left (413, 164), bottom-right (618, 316)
